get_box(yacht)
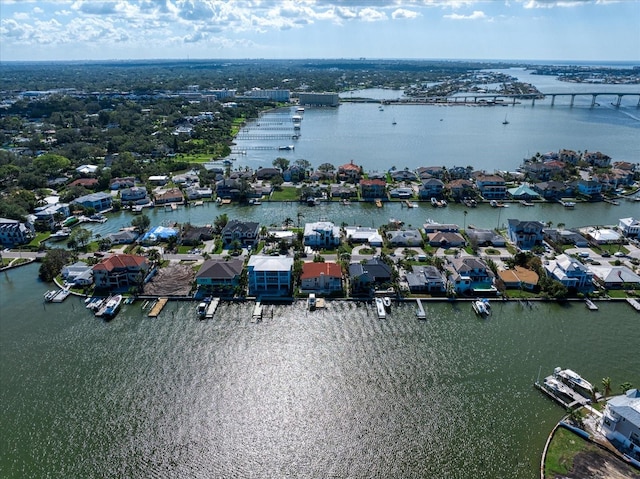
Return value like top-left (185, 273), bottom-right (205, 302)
top-left (49, 228), bottom-right (71, 241)
top-left (197, 301), bottom-right (208, 319)
top-left (103, 295), bottom-right (123, 319)
top-left (307, 293), bottom-right (316, 311)
top-left (553, 367), bottom-right (595, 399)
top-left (375, 297), bottom-right (386, 319)
top-left (382, 297), bottom-right (392, 311)
top-left (472, 299), bottom-right (491, 316)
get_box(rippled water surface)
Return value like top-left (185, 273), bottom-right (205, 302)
top-left (2, 265), bottom-right (639, 478)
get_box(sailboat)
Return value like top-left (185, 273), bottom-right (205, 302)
top-left (502, 114), bottom-right (509, 125)
top-left (392, 118), bottom-right (397, 125)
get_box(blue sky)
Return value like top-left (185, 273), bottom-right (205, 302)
top-left (1, 0), bottom-right (639, 62)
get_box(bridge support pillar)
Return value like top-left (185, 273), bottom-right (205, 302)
top-left (551, 95), bottom-right (556, 107)
top-left (570, 95), bottom-right (575, 107)
top-left (591, 94), bottom-right (597, 107)
top-left (531, 97), bottom-right (535, 106)
top-left (615, 95), bottom-right (622, 107)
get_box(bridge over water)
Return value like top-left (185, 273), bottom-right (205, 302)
top-left (347, 92), bottom-right (640, 107)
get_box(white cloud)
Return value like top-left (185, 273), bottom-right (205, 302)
top-left (520, 0), bottom-right (608, 7)
top-left (444, 10), bottom-right (487, 19)
top-left (358, 7), bottom-right (388, 22)
top-left (33, 7), bottom-right (44, 14)
top-left (392, 8), bottom-right (421, 19)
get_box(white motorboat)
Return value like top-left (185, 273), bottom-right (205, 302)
top-left (103, 294), bottom-right (123, 318)
top-left (197, 301), bottom-right (208, 319)
top-left (553, 367), bottom-right (595, 398)
top-left (472, 299), bottom-right (491, 316)
top-left (375, 297), bottom-right (386, 319)
top-left (382, 297), bottom-right (391, 311)
top-left (308, 293), bottom-right (316, 311)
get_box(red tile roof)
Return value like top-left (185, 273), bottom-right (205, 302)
top-left (92, 254), bottom-right (148, 272)
top-left (300, 262), bottom-right (342, 279)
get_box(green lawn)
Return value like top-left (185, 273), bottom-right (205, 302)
top-left (270, 186), bottom-right (299, 201)
top-left (544, 427), bottom-right (591, 477)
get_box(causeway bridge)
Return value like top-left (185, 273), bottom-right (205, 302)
top-left (348, 92), bottom-right (640, 107)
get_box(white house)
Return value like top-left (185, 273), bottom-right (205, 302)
top-left (544, 254), bottom-right (593, 291)
top-left (619, 217), bottom-right (640, 239)
top-left (247, 255), bottom-right (294, 298)
top-left (0, 218), bottom-right (35, 248)
top-left (600, 389), bottom-right (640, 458)
top-left (303, 221), bottom-right (341, 248)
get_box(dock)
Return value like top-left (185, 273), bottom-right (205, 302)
top-left (252, 301), bottom-right (262, 322)
top-left (626, 298), bottom-right (640, 313)
top-left (375, 199), bottom-right (383, 208)
top-left (51, 288), bottom-right (71, 303)
top-left (585, 299), bottom-right (599, 311)
top-left (205, 298), bottom-right (220, 319)
top-left (95, 295), bottom-right (112, 317)
top-left (148, 297), bottom-right (168, 318)
top-left (415, 298), bottom-right (426, 319)
top-left (535, 376), bottom-right (591, 409)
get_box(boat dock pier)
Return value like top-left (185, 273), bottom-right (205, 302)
top-left (415, 299), bottom-right (426, 319)
top-left (535, 376), bottom-right (591, 409)
top-left (205, 298), bottom-right (220, 319)
top-left (95, 296), bottom-right (112, 318)
top-left (585, 299), bottom-right (599, 311)
top-left (148, 297), bottom-right (168, 318)
top-left (626, 298), bottom-right (640, 313)
top-left (252, 301), bottom-right (262, 322)
top-left (375, 199), bottom-right (383, 208)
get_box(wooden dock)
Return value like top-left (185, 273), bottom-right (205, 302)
top-left (252, 301), bottom-right (262, 322)
top-left (626, 298), bottom-right (640, 313)
top-left (535, 376), bottom-right (591, 410)
top-left (585, 299), bottom-right (598, 311)
top-left (148, 297), bottom-right (168, 318)
top-left (375, 199), bottom-right (382, 208)
top-left (415, 298), bottom-right (426, 319)
top-left (205, 298), bottom-right (220, 319)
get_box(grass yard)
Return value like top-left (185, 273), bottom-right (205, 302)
top-left (270, 186), bottom-right (300, 201)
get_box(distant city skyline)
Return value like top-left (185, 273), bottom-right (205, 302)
top-left (1, 0), bottom-right (639, 63)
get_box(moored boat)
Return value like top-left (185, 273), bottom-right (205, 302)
top-left (375, 297), bottom-right (386, 319)
top-left (382, 297), bottom-right (391, 311)
top-left (197, 301), bottom-right (208, 319)
top-left (472, 298), bottom-right (491, 316)
top-left (102, 294), bottom-right (123, 319)
top-left (553, 367), bottom-right (595, 399)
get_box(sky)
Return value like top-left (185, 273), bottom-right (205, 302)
top-left (1, 0), bottom-right (639, 62)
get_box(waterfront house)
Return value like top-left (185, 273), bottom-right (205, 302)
top-left (448, 166), bottom-right (473, 180)
top-left (427, 231), bottom-right (466, 248)
top-left (418, 178), bottom-right (445, 200)
top-left (0, 218), bottom-right (35, 248)
top-left (387, 229), bottom-right (423, 247)
top-left (388, 187), bottom-right (414, 199)
top-left (92, 254), bottom-right (150, 291)
top-left (359, 179), bottom-right (387, 200)
top-left (337, 160), bottom-right (362, 183)
top-left (507, 184), bottom-right (540, 201)
top-left (148, 175), bottom-right (169, 186)
top-left (583, 151), bottom-right (611, 168)
top-left (72, 192), bottom-right (112, 213)
top-left (544, 254), bottom-right (593, 292)
top-left (330, 184), bottom-right (357, 199)
top-left (139, 226), bottom-right (178, 245)
top-left (600, 389), bottom-right (640, 458)
top-left (309, 170), bottom-right (335, 182)
top-left (303, 221), bottom-right (341, 249)
top-left (474, 174), bottom-right (506, 200)
top-left (153, 188), bottom-right (184, 205)
top-left (581, 226), bottom-right (621, 244)
top-left (448, 257), bottom-right (495, 295)
top-left (349, 258), bottom-right (393, 296)
top-left (255, 167), bottom-right (282, 181)
top-left (558, 149), bottom-right (581, 164)
top-left (283, 164), bottom-right (306, 183)
top-left (619, 217), bottom-right (640, 239)
top-left (405, 265), bottom-right (447, 294)
top-left (195, 258), bottom-right (243, 297)
top-left (62, 261), bottom-right (93, 286)
top-left (221, 220), bottom-right (260, 248)
top-left (532, 181), bottom-right (574, 201)
top-left (466, 228), bottom-right (506, 247)
top-left (423, 222), bottom-right (459, 234)
top-left (105, 230), bottom-right (139, 245)
top-left (507, 219), bottom-right (544, 250)
top-left (344, 226), bottom-right (383, 246)
top-left (181, 225), bottom-right (214, 246)
top-left (247, 255), bottom-right (294, 298)
top-left (185, 186), bottom-right (213, 200)
top-left (120, 186), bottom-right (149, 205)
top-left (498, 266), bottom-right (539, 291)
top-left (300, 262), bottom-right (343, 295)
top-left (575, 179), bottom-right (603, 198)
top-left (445, 179), bottom-right (475, 201)
top-left (367, 171), bottom-right (386, 181)
top-left (543, 228), bottom-right (588, 248)
top-left (588, 264), bottom-right (640, 289)
top-left (34, 203), bottom-right (70, 230)
top-left (215, 178), bottom-right (241, 199)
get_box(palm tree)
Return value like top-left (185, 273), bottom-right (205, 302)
top-left (463, 210), bottom-right (468, 230)
top-left (283, 217), bottom-right (294, 229)
top-left (620, 382), bottom-right (633, 394)
top-left (602, 377), bottom-right (612, 397)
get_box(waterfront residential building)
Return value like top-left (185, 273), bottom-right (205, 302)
top-left (61, 261), bottom-right (93, 286)
top-left (507, 184), bottom-right (540, 201)
top-left (445, 179), bottom-right (475, 201)
top-left (344, 227), bottom-right (383, 246)
top-left (139, 226), bottom-right (178, 245)
top-left (423, 222), bottom-right (459, 234)
top-left (543, 228), bottom-right (588, 247)
top-left (600, 389), bottom-right (640, 458)
top-left (427, 231), bottom-right (466, 248)
top-left (475, 174), bottom-right (506, 200)
top-left (588, 265), bottom-right (640, 289)
top-left (0, 218), bottom-right (35, 248)
top-left (558, 149), bottom-right (581, 164)
top-left (303, 221), bottom-right (341, 248)
top-left (583, 151), bottom-right (611, 168)
top-left (418, 178), bottom-right (445, 200)
top-left (185, 186), bottom-right (213, 200)
top-left (120, 186), bottom-right (149, 205)
top-left (416, 166), bottom-right (446, 179)
top-left (195, 258), bottom-right (244, 296)
top-left (72, 192), bottom-right (112, 212)
top-left (337, 160), bottom-right (362, 183)
top-left (243, 88), bottom-right (290, 102)
top-left (359, 179), bottom-right (387, 200)
top-left (255, 167), bottom-right (282, 180)
top-left (34, 203), bottom-right (70, 229)
top-left (507, 219), bottom-right (544, 250)
top-left (215, 178), bottom-right (242, 199)
top-left (405, 265), bottom-right (447, 294)
top-left (153, 188), bottom-right (184, 205)
top-left (300, 262), bottom-right (343, 294)
top-left (386, 229), bottom-right (423, 247)
top-left (349, 258), bottom-right (393, 296)
top-left (247, 255), bottom-right (294, 298)
top-left (466, 228), bottom-right (506, 247)
top-left (448, 257), bottom-right (495, 295)
top-left (105, 230), bottom-right (139, 245)
top-left (182, 226), bottom-right (214, 246)
top-left (221, 220), bottom-right (260, 248)
top-left (283, 165), bottom-right (306, 183)
top-left (390, 170), bottom-right (418, 182)
top-left (544, 254), bottom-right (593, 291)
top-left (330, 184), bottom-right (357, 199)
top-left (388, 187), bottom-right (414, 199)
top-left (575, 179), bottom-right (603, 197)
top-left (92, 254), bottom-right (150, 291)
top-left (532, 181), bottom-right (574, 201)
top-left (109, 177), bottom-right (136, 190)
top-left (619, 217), bottom-right (640, 239)
top-left (498, 266), bottom-right (539, 291)
top-left (581, 227), bottom-right (621, 244)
